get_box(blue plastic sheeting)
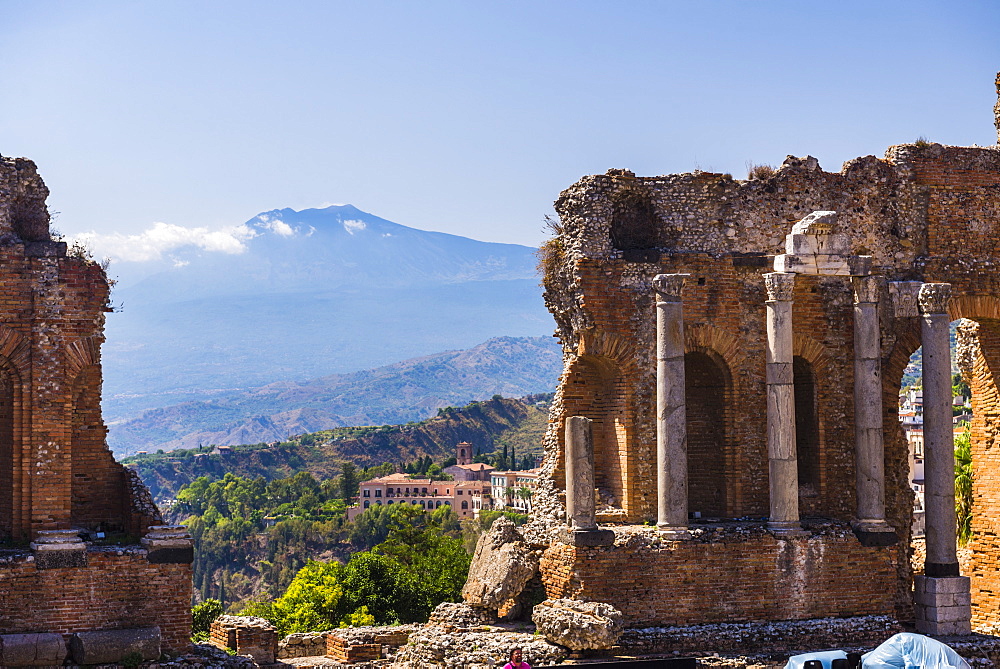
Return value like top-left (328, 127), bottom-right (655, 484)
top-left (785, 649), bottom-right (848, 669)
top-left (862, 633), bottom-right (970, 669)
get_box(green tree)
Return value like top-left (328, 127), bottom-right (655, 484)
top-left (339, 462), bottom-right (360, 501)
top-left (191, 598), bottom-right (224, 641)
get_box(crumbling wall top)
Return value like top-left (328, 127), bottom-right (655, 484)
top-left (0, 156), bottom-right (51, 243)
top-left (995, 70), bottom-right (1000, 144)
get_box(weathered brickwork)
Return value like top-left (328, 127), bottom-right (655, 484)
top-left (540, 528), bottom-right (902, 627)
top-left (0, 156), bottom-right (188, 652)
top-left (0, 156), bottom-right (161, 539)
top-left (536, 80), bottom-right (1000, 628)
top-left (0, 547), bottom-right (191, 652)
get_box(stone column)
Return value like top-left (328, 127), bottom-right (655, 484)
top-left (851, 276), bottom-right (897, 545)
top-left (764, 272), bottom-right (802, 534)
top-left (563, 416), bottom-right (614, 546)
top-left (654, 273), bottom-right (690, 537)
top-left (920, 283), bottom-right (959, 576)
top-left (914, 282), bottom-right (971, 635)
top-left (565, 416), bottom-right (597, 531)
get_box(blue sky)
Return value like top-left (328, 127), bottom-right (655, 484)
top-left (1, 1), bottom-right (998, 258)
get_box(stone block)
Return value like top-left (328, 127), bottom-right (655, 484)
top-left (0, 633), bottom-right (67, 666)
top-left (462, 518), bottom-right (540, 609)
top-left (917, 602), bottom-right (972, 623)
top-left (69, 627), bottom-right (160, 665)
top-left (915, 575), bottom-right (970, 595)
top-left (852, 527), bottom-right (899, 547)
top-left (558, 527), bottom-right (615, 547)
top-left (30, 529), bottom-right (87, 569)
top-left (532, 598), bottom-right (624, 650)
top-left (915, 618), bottom-right (972, 636)
top-left (24, 240), bottom-right (67, 257)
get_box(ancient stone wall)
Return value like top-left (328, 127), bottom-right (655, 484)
top-left (0, 547), bottom-right (191, 653)
top-left (541, 152), bottom-right (933, 529)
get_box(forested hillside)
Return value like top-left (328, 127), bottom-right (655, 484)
top-left (125, 395), bottom-right (550, 502)
top-left (170, 466), bottom-right (527, 611)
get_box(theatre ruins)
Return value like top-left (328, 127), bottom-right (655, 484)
top-left (466, 72), bottom-right (1000, 640)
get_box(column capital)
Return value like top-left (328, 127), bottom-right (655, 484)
top-left (919, 283), bottom-right (953, 315)
top-left (763, 272), bottom-right (796, 302)
top-left (889, 281), bottom-right (923, 317)
top-left (852, 275), bottom-right (883, 304)
top-left (653, 273), bottom-right (689, 301)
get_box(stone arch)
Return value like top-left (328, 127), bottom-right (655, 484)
top-left (685, 349), bottom-right (734, 518)
top-left (65, 336), bottom-right (102, 379)
top-left (937, 296), bottom-right (1000, 630)
top-left (791, 335), bottom-right (832, 515)
top-left (0, 354), bottom-right (25, 540)
top-left (684, 324), bottom-right (743, 516)
top-left (563, 329), bottom-right (639, 520)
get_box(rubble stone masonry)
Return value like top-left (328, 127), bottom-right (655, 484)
top-left (536, 79), bottom-right (1000, 628)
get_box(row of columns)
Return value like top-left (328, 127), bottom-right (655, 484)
top-left (562, 267), bottom-right (968, 631)
top-left (645, 272), bottom-right (960, 556)
top-left (563, 272), bottom-right (961, 564)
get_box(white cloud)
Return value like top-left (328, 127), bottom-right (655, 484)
top-left (70, 222), bottom-right (257, 263)
top-left (343, 219), bottom-right (366, 234)
top-left (257, 218), bottom-right (295, 237)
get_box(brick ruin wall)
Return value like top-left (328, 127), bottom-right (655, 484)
top-left (0, 157), bottom-right (161, 540)
top-left (535, 139), bottom-right (1000, 627)
top-left (0, 548), bottom-right (192, 653)
top-left (0, 156), bottom-right (186, 649)
top-left (541, 529), bottom-right (902, 626)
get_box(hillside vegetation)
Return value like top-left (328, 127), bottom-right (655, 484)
top-left (125, 395), bottom-right (550, 502)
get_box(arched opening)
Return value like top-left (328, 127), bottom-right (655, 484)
top-left (794, 356), bottom-right (821, 499)
top-left (685, 351), bottom-right (730, 518)
top-left (0, 370), bottom-right (14, 539)
top-left (562, 354), bottom-right (630, 517)
top-left (609, 189), bottom-right (658, 251)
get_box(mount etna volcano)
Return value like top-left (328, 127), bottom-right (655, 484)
top-left (102, 205), bottom-right (557, 451)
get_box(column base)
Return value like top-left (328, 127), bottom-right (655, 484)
top-left (914, 575), bottom-right (971, 636)
top-left (852, 519), bottom-right (899, 547)
top-left (656, 524), bottom-right (691, 540)
top-left (926, 561), bottom-right (961, 577)
top-left (767, 521), bottom-right (808, 538)
top-left (558, 527), bottom-right (616, 547)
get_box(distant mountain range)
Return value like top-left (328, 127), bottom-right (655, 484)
top-left (108, 334), bottom-right (562, 455)
top-left (101, 205), bottom-right (557, 450)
